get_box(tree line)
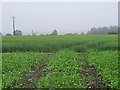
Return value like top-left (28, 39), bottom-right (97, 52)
top-left (87, 25), bottom-right (118, 35)
top-left (1, 25), bottom-right (119, 36)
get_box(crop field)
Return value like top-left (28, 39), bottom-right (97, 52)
top-left (2, 35), bottom-right (118, 52)
top-left (2, 52), bottom-right (45, 88)
top-left (1, 35), bottom-right (119, 89)
top-left (88, 50), bottom-right (119, 88)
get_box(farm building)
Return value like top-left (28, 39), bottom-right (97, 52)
top-left (15, 30), bottom-right (22, 35)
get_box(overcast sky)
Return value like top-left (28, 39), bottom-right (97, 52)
top-left (1, 2), bottom-right (118, 35)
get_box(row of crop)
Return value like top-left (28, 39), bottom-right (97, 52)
top-left (0, 53), bottom-right (1, 90)
top-left (2, 50), bottom-right (119, 88)
top-left (37, 50), bottom-right (86, 88)
top-left (2, 52), bottom-right (45, 88)
top-left (88, 50), bottom-right (119, 88)
top-left (2, 35), bottom-right (118, 52)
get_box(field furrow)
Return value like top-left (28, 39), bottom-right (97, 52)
top-left (81, 52), bottom-right (108, 89)
top-left (2, 52), bottom-right (46, 89)
top-left (88, 50), bottom-right (119, 88)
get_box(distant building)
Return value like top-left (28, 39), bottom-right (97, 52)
top-left (15, 30), bottom-right (22, 35)
top-left (6, 33), bottom-right (12, 36)
top-left (0, 32), bottom-right (2, 36)
top-left (65, 33), bottom-right (73, 35)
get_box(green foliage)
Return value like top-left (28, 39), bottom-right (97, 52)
top-left (2, 35), bottom-right (118, 52)
top-left (0, 53), bottom-right (1, 90)
top-left (37, 50), bottom-right (85, 88)
top-left (2, 50), bottom-right (119, 88)
top-left (2, 52), bottom-right (45, 88)
top-left (2, 35), bottom-right (119, 88)
top-left (88, 50), bottom-right (119, 88)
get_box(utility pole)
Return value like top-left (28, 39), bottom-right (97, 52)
top-left (32, 30), bottom-right (33, 35)
top-left (12, 16), bottom-right (16, 35)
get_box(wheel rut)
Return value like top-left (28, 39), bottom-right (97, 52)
top-left (12, 61), bottom-right (47, 88)
top-left (11, 53), bottom-right (55, 88)
top-left (81, 51), bottom-right (110, 89)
